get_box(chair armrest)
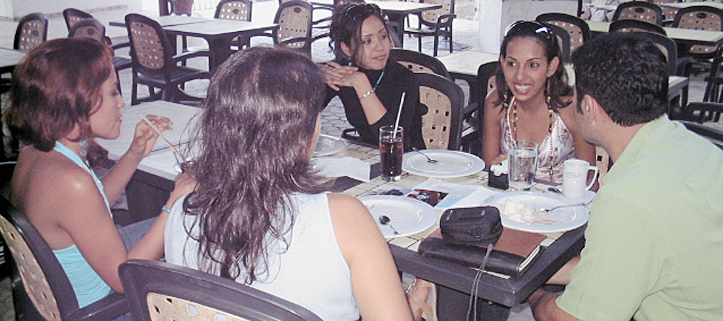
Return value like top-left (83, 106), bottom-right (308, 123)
top-left (171, 50), bottom-right (210, 64)
top-left (278, 36), bottom-right (312, 49)
top-left (435, 14), bottom-right (456, 28)
top-left (65, 292), bottom-right (129, 321)
top-left (111, 41), bottom-right (131, 51)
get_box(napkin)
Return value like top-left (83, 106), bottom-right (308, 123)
top-left (490, 159), bottom-right (509, 176)
top-left (313, 157), bottom-right (371, 182)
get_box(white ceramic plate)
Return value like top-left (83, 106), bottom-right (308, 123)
top-left (483, 191), bottom-right (590, 233)
top-left (359, 195), bottom-right (438, 238)
top-left (402, 150), bottom-right (485, 178)
top-left (314, 134), bottom-right (346, 156)
top-left (554, 185), bottom-right (596, 204)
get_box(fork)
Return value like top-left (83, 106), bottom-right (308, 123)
top-left (412, 147), bottom-right (438, 163)
top-left (537, 201), bottom-right (591, 214)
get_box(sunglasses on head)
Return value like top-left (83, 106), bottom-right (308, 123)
top-left (505, 20), bottom-right (556, 44)
top-left (343, 3), bottom-right (382, 21)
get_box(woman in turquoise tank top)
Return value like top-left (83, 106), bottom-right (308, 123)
top-left (5, 38), bottom-right (195, 308)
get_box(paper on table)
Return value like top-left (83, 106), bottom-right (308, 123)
top-left (409, 178), bottom-right (499, 210)
top-left (314, 157), bottom-right (371, 182)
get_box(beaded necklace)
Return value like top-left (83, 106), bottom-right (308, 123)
top-left (510, 99), bottom-right (556, 181)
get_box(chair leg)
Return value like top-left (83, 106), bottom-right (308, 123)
top-left (131, 71), bottom-right (139, 105)
top-left (418, 35), bottom-right (422, 53)
top-left (433, 34), bottom-right (439, 57)
top-left (449, 30), bottom-right (453, 53)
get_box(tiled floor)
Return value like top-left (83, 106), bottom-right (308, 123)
top-left (0, 2), bottom-right (721, 320)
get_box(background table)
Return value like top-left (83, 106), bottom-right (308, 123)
top-left (0, 48), bottom-right (25, 74)
top-left (587, 21), bottom-right (723, 47)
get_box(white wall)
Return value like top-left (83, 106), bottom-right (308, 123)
top-left (4, 0), bottom-right (130, 20)
top-left (478, 0), bottom-right (577, 53)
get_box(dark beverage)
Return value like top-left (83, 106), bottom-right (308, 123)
top-left (380, 139), bottom-right (403, 181)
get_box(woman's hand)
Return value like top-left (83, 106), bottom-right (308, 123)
top-left (127, 115), bottom-right (173, 159)
top-left (322, 61), bottom-right (359, 91)
top-left (168, 171), bottom-right (196, 206)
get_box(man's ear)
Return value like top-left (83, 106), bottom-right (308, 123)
top-left (581, 94), bottom-right (602, 122)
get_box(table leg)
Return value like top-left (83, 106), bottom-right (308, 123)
top-left (207, 38), bottom-right (233, 71)
top-left (385, 13), bottom-right (407, 48)
top-left (437, 286), bottom-right (512, 321)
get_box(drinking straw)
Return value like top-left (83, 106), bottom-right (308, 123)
top-left (392, 92), bottom-right (406, 140)
top-left (142, 116), bottom-right (186, 163)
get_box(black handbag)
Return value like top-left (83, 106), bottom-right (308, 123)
top-left (439, 206), bottom-right (503, 246)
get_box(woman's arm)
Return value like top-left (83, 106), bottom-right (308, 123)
top-left (101, 115), bottom-right (172, 203)
top-left (328, 193), bottom-right (414, 321)
top-left (322, 61), bottom-right (388, 124)
top-left (482, 91), bottom-right (506, 167)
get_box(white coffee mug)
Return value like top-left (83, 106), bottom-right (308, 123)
top-left (562, 159), bottom-right (599, 198)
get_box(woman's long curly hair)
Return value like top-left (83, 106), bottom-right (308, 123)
top-left (184, 47), bottom-right (328, 283)
top-left (493, 21), bottom-right (572, 111)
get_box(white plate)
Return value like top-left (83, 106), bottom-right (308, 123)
top-left (483, 191), bottom-right (589, 233)
top-left (402, 150), bottom-right (485, 178)
top-left (314, 134), bottom-right (346, 156)
top-left (359, 195), bottom-right (438, 238)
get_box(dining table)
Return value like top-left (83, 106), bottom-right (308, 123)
top-left (0, 48), bottom-right (26, 74)
top-left (659, 1), bottom-right (723, 10)
top-left (310, 0), bottom-right (442, 46)
top-left (109, 14), bottom-right (278, 70)
top-left (98, 107), bottom-right (588, 320)
top-left (587, 20), bottom-right (723, 47)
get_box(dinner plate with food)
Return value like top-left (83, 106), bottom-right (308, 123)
top-left (483, 191), bottom-right (590, 233)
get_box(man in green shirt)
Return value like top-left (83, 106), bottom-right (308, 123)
top-left (529, 32), bottom-right (723, 320)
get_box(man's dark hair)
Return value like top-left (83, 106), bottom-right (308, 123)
top-left (572, 32), bottom-right (668, 126)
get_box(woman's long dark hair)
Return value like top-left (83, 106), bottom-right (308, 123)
top-left (493, 21), bottom-right (572, 111)
top-left (185, 47), bottom-right (328, 283)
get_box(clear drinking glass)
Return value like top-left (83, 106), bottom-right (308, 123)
top-left (379, 125), bottom-right (404, 181)
top-left (508, 140), bottom-right (538, 190)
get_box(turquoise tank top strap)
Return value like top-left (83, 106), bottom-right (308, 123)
top-left (54, 141), bottom-right (112, 216)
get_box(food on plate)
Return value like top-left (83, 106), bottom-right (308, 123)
top-left (500, 198), bottom-right (555, 224)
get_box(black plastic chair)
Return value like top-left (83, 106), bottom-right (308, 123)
top-left (673, 6), bottom-right (723, 74)
top-left (460, 61), bottom-right (498, 155)
top-left (536, 12), bottom-right (591, 54)
top-left (215, 0), bottom-right (254, 50)
top-left (0, 196), bottom-right (129, 321)
top-left (119, 259), bottom-right (323, 321)
top-left (13, 12), bottom-right (48, 52)
top-left (62, 8), bottom-right (94, 32)
top-left (544, 24), bottom-right (571, 61)
top-left (404, 0), bottom-right (455, 57)
top-left (390, 48), bottom-right (452, 79)
top-left (252, 0), bottom-right (328, 56)
top-left (609, 19), bottom-right (667, 35)
top-left (681, 102), bottom-right (723, 124)
top-left (416, 73), bottom-right (465, 150)
top-left (124, 13), bottom-right (210, 105)
top-left (612, 1), bottom-right (664, 26)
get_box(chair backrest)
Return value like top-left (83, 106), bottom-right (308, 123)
top-left (62, 8), bottom-right (94, 32)
top-left (417, 73), bottom-right (465, 150)
top-left (536, 12), bottom-right (590, 53)
top-left (0, 197), bottom-right (78, 321)
top-left (13, 12), bottom-right (48, 52)
top-left (273, 0), bottom-right (314, 51)
top-left (390, 48), bottom-right (452, 79)
top-left (545, 23), bottom-right (572, 61)
top-left (673, 5), bottom-right (723, 56)
top-left (474, 61), bottom-right (500, 130)
top-left (215, 0), bottom-right (253, 21)
top-left (125, 14), bottom-right (175, 76)
top-left (119, 259), bottom-right (323, 321)
top-left (612, 1), bottom-right (664, 26)
top-left (168, 0), bottom-right (194, 15)
top-left (651, 0), bottom-right (679, 22)
top-left (609, 19), bottom-right (667, 35)
top-left (628, 31), bottom-right (678, 75)
top-left (68, 18), bottom-right (108, 44)
top-left (418, 0), bottom-right (454, 26)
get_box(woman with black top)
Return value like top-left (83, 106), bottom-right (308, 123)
top-left (322, 3), bottom-right (426, 150)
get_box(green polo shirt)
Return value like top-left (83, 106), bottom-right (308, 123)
top-left (556, 115), bottom-right (723, 320)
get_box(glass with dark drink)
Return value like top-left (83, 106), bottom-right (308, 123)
top-left (379, 125), bottom-right (404, 181)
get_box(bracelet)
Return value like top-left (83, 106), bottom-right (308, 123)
top-left (162, 205), bottom-right (172, 214)
top-left (359, 89), bottom-right (375, 100)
